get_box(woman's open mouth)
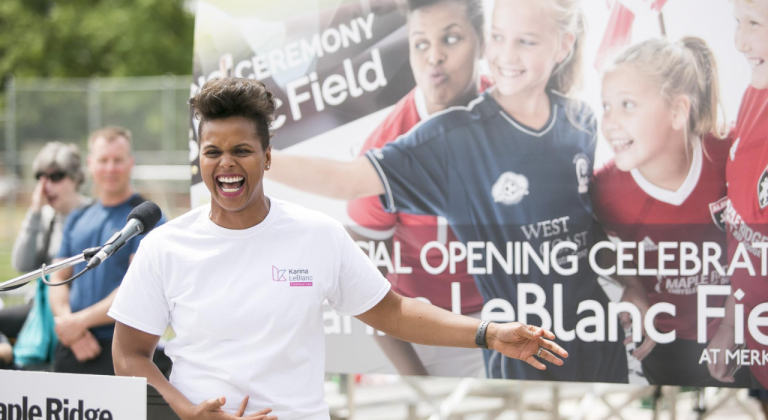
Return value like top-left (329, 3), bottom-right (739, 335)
top-left (216, 174), bottom-right (245, 197)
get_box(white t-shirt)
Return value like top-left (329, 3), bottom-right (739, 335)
top-left (108, 198), bottom-right (391, 419)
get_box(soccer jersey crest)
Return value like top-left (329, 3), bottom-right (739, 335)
top-left (708, 196), bottom-right (728, 231)
top-left (492, 171), bottom-right (529, 205)
top-left (573, 154), bottom-right (590, 193)
top-left (759, 165), bottom-right (768, 210)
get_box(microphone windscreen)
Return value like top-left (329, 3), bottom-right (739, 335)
top-left (127, 201), bottom-right (163, 233)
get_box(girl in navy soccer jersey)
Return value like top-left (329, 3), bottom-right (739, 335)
top-left (269, 0), bottom-right (629, 383)
top-left (272, 0), bottom-right (489, 378)
top-left (593, 37), bottom-right (750, 387)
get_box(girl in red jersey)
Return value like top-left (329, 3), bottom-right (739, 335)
top-left (709, 0), bottom-right (768, 397)
top-left (593, 37), bottom-right (750, 386)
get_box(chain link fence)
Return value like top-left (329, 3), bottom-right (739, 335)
top-left (0, 75), bottom-right (194, 281)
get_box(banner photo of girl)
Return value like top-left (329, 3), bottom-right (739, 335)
top-left (189, 0), bottom-right (768, 388)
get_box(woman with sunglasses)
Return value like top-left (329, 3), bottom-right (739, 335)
top-left (0, 142), bottom-right (92, 362)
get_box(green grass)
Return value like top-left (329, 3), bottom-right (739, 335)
top-left (0, 206), bottom-right (31, 307)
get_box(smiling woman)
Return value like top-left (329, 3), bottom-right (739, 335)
top-left (191, 80), bottom-right (274, 230)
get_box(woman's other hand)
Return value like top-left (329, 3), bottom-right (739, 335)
top-left (185, 395), bottom-right (277, 420)
top-left (487, 323), bottom-right (569, 370)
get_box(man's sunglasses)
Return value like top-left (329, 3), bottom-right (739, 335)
top-left (35, 171), bottom-right (68, 183)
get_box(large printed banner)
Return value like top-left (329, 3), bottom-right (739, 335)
top-left (190, 0), bottom-right (767, 387)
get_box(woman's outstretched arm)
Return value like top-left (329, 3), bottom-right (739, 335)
top-left (357, 291), bottom-right (569, 371)
top-left (266, 151), bottom-right (384, 200)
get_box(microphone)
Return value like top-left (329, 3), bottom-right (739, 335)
top-left (86, 201), bottom-right (163, 269)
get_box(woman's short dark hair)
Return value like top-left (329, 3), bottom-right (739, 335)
top-left (399, 0), bottom-right (484, 39)
top-left (188, 78), bottom-right (276, 150)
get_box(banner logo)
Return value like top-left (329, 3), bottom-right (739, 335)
top-left (573, 154), bottom-right (590, 194)
top-left (492, 172), bottom-right (529, 205)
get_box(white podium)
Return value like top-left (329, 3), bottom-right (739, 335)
top-left (0, 370), bottom-right (146, 419)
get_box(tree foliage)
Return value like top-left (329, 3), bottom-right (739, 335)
top-left (0, 0), bottom-right (195, 78)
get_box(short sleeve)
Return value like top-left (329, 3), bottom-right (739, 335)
top-left (365, 133), bottom-right (449, 217)
top-left (55, 210), bottom-right (77, 260)
top-left (346, 196), bottom-right (397, 240)
top-left (108, 238), bottom-right (169, 336)
top-left (326, 227), bottom-right (390, 316)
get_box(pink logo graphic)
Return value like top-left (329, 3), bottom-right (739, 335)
top-left (272, 266), bottom-right (286, 281)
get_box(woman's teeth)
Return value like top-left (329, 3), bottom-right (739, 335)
top-left (749, 57), bottom-right (765, 68)
top-left (218, 175), bottom-right (244, 193)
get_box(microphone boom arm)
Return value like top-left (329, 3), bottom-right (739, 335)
top-left (0, 247), bottom-right (101, 292)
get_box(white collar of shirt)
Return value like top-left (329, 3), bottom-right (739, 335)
top-left (629, 141), bottom-right (702, 206)
top-left (201, 197), bottom-right (279, 239)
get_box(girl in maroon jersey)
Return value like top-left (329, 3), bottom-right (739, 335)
top-left (593, 37), bottom-right (749, 386)
top-left (714, 0), bottom-right (768, 403)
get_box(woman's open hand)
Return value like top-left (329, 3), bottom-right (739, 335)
top-left (185, 396), bottom-right (277, 420)
top-left (487, 323), bottom-right (569, 370)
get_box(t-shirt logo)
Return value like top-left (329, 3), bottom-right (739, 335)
top-left (273, 266), bottom-right (314, 286)
top-left (759, 165), bottom-right (768, 210)
top-left (492, 172), bottom-right (529, 205)
top-left (573, 154), bottom-right (590, 194)
top-left (272, 266), bottom-right (287, 281)
top-left (730, 137), bottom-right (740, 161)
top-left (709, 196), bottom-right (729, 232)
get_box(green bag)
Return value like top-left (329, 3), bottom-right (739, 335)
top-left (12, 278), bottom-right (59, 367)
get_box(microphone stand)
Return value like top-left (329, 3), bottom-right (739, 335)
top-left (0, 247), bottom-right (101, 292)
